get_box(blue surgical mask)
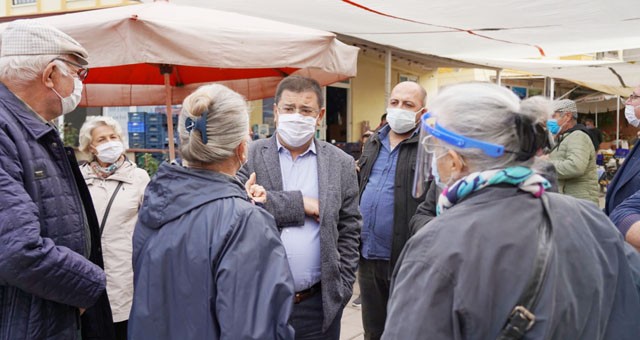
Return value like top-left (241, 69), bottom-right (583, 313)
top-left (431, 152), bottom-right (448, 189)
top-left (547, 119), bottom-right (560, 135)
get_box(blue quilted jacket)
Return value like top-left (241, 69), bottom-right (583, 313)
top-left (0, 83), bottom-right (106, 340)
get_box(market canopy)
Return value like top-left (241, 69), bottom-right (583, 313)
top-left (0, 1), bottom-right (360, 106)
top-left (172, 0), bottom-right (640, 93)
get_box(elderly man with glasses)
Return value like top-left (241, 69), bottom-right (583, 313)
top-left (0, 20), bottom-right (112, 340)
top-left (608, 86), bottom-right (640, 251)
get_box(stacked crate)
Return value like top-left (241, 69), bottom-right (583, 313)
top-left (127, 112), bottom-right (146, 149)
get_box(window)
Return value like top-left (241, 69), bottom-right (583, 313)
top-left (399, 74), bottom-right (419, 83)
top-left (12, 0), bottom-right (36, 5)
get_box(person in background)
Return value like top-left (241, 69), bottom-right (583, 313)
top-left (239, 75), bottom-right (361, 340)
top-left (129, 84), bottom-right (295, 340)
top-left (376, 113), bottom-right (387, 130)
top-left (584, 117), bottom-right (603, 151)
top-left (357, 81), bottom-right (427, 339)
top-left (0, 20), bottom-right (113, 340)
top-left (547, 99), bottom-right (599, 204)
top-left (78, 116), bottom-right (150, 340)
top-left (383, 82), bottom-right (640, 339)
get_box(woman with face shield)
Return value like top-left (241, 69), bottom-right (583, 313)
top-left (384, 82), bottom-right (640, 340)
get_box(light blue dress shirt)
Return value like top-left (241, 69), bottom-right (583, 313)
top-left (360, 126), bottom-right (398, 260)
top-left (276, 138), bottom-right (322, 292)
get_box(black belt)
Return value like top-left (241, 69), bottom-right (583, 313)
top-left (294, 282), bottom-right (321, 304)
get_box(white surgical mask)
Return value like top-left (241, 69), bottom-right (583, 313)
top-left (277, 113), bottom-right (317, 147)
top-left (625, 105), bottom-right (640, 127)
top-left (386, 107), bottom-right (421, 134)
top-left (51, 77), bottom-right (83, 115)
top-left (95, 141), bottom-right (124, 164)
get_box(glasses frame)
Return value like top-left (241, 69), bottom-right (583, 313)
top-left (51, 57), bottom-right (89, 81)
top-left (627, 93), bottom-right (640, 102)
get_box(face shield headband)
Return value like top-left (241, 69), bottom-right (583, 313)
top-left (412, 112), bottom-right (507, 198)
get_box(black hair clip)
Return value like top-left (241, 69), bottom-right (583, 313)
top-left (184, 111), bottom-right (209, 144)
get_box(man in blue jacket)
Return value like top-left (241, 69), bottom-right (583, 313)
top-left (0, 21), bottom-right (111, 339)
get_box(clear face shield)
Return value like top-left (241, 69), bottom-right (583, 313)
top-left (412, 112), bottom-right (507, 198)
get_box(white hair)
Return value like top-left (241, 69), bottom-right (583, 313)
top-left (178, 84), bottom-right (249, 164)
top-left (431, 82), bottom-right (551, 172)
top-left (0, 55), bottom-right (70, 86)
top-left (78, 115), bottom-right (124, 153)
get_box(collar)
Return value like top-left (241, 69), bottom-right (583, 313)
top-left (275, 135), bottom-right (317, 156)
top-left (0, 82), bottom-right (55, 140)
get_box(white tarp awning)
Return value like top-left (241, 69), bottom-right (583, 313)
top-left (169, 0), bottom-right (640, 93)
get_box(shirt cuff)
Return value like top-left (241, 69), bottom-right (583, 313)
top-left (617, 213), bottom-right (640, 236)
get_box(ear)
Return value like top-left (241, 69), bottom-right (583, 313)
top-left (273, 103), bottom-right (279, 126)
top-left (42, 62), bottom-right (56, 89)
top-left (447, 149), bottom-right (467, 174)
top-left (316, 108), bottom-right (326, 127)
top-left (236, 140), bottom-right (247, 161)
top-left (415, 107), bottom-right (426, 122)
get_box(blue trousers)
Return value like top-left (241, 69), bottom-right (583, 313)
top-left (290, 291), bottom-right (343, 340)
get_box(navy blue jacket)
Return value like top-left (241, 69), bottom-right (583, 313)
top-left (605, 140), bottom-right (640, 215)
top-left (0, 83), bottom-right (108, 339)
top-left (129, 163), bottom-right (295, 340)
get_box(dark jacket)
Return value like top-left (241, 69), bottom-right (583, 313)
top-left (605, 139), bottom-right (640, 215)
top-left (383, 186), bottom-right (640, 339)
top-left (357, 127), bottom-right (426, 271)
top-left (0, 83), bottom-right (111, 340)
top-left (238, 136), bottom-right (361, 332)
top-left (409, 159), bottom-right (559, 236)
top-left (129, 163), bottom-right (295, 340)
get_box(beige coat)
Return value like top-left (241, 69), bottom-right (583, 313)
top-left (81, 160), bottom-right (150, 322)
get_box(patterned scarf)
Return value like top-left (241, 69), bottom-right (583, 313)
top-left (90, 156), bottom-right (125, 179)
top-left (436, 166), bottom-right (551, 216)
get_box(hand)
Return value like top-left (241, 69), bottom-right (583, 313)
top-left (245, 172), bottom-right (267, 204)
top-left (303, 197), bottom-right (320, 222)
top-left (79, 308), bottom-right (86, 316)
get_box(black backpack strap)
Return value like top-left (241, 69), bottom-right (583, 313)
top-left (497, 194), bottom-right (554, 340)
top-left (100, 181), bottom-right (124, 236)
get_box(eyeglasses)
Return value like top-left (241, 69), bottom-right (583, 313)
top-left (627, 93), bottom-right (640, 101)
top-left (421, 135), bottom-right (448, 154)
top-left (277, 105), bottom-right (319, 116)
top-left (51, 57), bottom-right (89, 81)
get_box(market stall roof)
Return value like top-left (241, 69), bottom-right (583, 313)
top-left (172, 0), bottom-right (640, 60)
top-left (170, 0), bottom-right (640, 93)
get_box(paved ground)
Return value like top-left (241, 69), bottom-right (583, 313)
top-left (340, 281), bottom-right (364, 340)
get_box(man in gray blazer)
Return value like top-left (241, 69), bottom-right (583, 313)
top-left (238, 75), bottom-right (361, 340)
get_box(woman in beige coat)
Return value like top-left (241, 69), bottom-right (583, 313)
top-left (78, 116), bottom-right (150, 340)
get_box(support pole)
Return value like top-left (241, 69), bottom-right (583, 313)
top-left (496, 69), bottom-right (502, 86)
top-left (616, 95), bottom-right (621, 148)
top-left (160, 64), bottom-right (176, 162)
top-left (385, 50), bottom-right (392, 105)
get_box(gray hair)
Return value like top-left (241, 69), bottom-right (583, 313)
top-left (178, 84), bottom-right (249, 164)
top-left (0, 55), bottom-right (70, 86)
top-left (78, 115), bottom-right (124, 153)
top-left (431, 82), bottom-right (550, 172)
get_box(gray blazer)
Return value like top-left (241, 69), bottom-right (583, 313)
top-left (238, 136), bottom-right (362, 331)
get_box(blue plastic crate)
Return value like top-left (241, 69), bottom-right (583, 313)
top-left (128, 121), bottom-right (145, 133)
top-left (128, 112), bottom-right (146, 123)
top-left (128, 132), bottom-right (146, 149)
top-left (145, 123), bottom-right (165, 134)
top-left (145, 112), bottom-right (167, 125)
